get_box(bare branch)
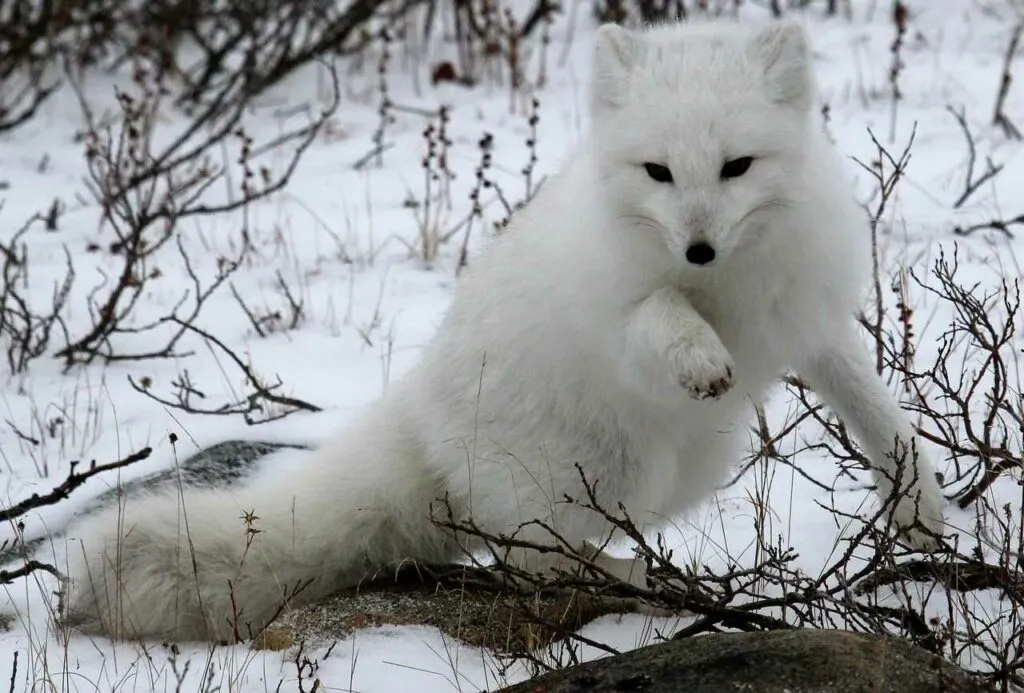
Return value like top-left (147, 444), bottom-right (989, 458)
top-left (947, 106), bottom-right (1005, 210)
top-left (993, 23), bottom-right (1023, 140)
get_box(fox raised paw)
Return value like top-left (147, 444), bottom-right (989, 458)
top-left (668, 338), bottom-right (735, 401)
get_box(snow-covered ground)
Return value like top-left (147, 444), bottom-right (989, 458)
top-left (2, 0), bottom-right (1024, 690)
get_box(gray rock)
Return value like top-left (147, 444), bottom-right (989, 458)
top-left (494, 629), bottom-right (993, 693)
top-left (252, 562), bottom-right (647, 654)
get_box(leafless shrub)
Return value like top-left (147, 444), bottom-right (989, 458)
top-left (231, 272), bottom-right (306, 338)
top-left (993, 23), bottom-right (1023, 141)
top-left (51, 54), bottom-right (339, 369)
top-left (0, 206), bottom-right (73, 375)
top-left (897, 250), bottom-right (1021, 510)
top-left (849, 128), bottom-right (1023, 538)
top-left (0, 2), bottom-right (63, 133)
top-left (947, 106), bottom-right (1005, 211)
top-left (591, 0), bottom-right (846, 29)
top-left (594, 0), bottom-right (687, 25)
top-left (449, 0), bottom-right (556, 90)
top-left (887, 1), bottom-right (908, 143)
top-left (945, 106), bottom-right (1023, 238)
top-left (371, 27), bottom-right (396, 170)
top-left (1, 448), bottom-right (152, 528)
top-left (128, 318), bottom-right (322, 425)
top-left (1, 446), bottom-right (152, 585)
top-left (397, 97), bottom-right (544, 266)
top-left (850, 125), bottom-right (916, 381)
top-left (156, 0), bottom-right (425, 109)
top-left (521, 96), bottom-right (541, 200)
top-left (0, 0), bottom-right (424, 131)
top-left (409, 105), bottom-right (455, 264)
top-left (954, 214), bottom-right (1024, 240)
top-left (454, 131), bottom-right (496, 272)
top-left (425, 366), bottom-right (1021, 686)
top-left (429, 460), bottom-right (958, 672)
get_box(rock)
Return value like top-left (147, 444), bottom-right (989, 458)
top-left (494, 629), bottom-right (993, 693)
top-left (253, 563), bottom-right (648, 654)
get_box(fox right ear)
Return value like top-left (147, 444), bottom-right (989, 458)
top-left (591, 24), bottom-right (641, 109)
top-left (749, 20), bottom-right (811, 110)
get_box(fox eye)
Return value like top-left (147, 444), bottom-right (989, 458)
top-left (643, 163), bottom-right (673, 183)
top-left (720, 157), bottom-right (754, 180)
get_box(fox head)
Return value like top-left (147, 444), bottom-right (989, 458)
top-left (588, 20), bottom-right (816, 269)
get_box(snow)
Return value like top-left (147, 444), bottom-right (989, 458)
top-left (2, 0), bottom-right (1023, 690)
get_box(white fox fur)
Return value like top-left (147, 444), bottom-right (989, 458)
top-left (64, 18), bottom-right (945, 641)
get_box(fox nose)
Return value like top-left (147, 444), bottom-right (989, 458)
top-left (685, 241), bottom-right (716, 266)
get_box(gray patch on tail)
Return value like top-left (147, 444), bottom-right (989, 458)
top-left (1, 440), bottom-right (311, 566)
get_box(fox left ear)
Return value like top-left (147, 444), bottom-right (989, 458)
top-left (749, 20), bottom-right (811, 110)
top-left (591, 23), bottom-right (643, 110)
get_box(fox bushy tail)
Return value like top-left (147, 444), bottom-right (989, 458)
top-left (64, 403), bottom-right (455, 642)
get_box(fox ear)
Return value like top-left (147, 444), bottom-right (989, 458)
top-left (749, 20), bottom-right (811, 110)
top-left (591, 24), bottom-right (642, 110)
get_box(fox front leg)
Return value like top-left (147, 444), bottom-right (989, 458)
top-left (624, 287), bottom-right (735, 401)
top-left (798, 324), bottom-right (945, 549)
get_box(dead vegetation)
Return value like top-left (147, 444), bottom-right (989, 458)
top-left (1, 0), bottom-right (1023, 692)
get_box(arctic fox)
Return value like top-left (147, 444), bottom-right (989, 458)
top-left (64, 18), bottom-right (945, 641)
